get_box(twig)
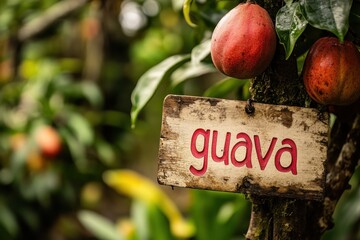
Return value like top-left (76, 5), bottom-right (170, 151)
top-left (17, 0), bottom-right (90, 41)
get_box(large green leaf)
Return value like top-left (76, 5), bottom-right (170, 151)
top-left (191, 39), bottom-right (211, 64)
top-left (276, 1), bottom-right (308, 59)
top-left (170, 62), bottom-right (216, 88)
top-left (300, 0), bottom-right (352, 42)
top-left (130, 54), bottom-right (190, 128)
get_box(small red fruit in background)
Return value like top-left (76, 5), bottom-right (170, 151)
top-left (211, 2), bottom-right (277, 79)
top-left (303, 37), bottom-right (360, 106)
top-left (10, 133), bottom-right (48, 171)
top-left (35, 126), bottom-right (62, 158)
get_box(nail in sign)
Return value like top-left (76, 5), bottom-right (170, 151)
top-left (158, 95), bottom-right (328, 201)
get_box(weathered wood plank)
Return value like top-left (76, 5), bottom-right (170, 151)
top-left (157, 95), bottom-right (328, 201)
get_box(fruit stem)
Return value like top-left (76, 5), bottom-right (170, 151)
top-left (246, 0), bottom-right (256, 3)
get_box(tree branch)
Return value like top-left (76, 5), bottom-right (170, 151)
top-left (17, 0), bottom-right (90, 42)
top-left (319, 114), bottom-right (360, 232)
top-left (246, 196), bottom-right (272, 239)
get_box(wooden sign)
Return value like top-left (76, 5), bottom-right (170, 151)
top-left (157, 95), bottom-right (328, 201)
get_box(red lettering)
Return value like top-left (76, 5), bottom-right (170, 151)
top-left (275, 139), bottom-right (297, 175)
top-left (230, 133), bottom-right (252, 168)
top-left (254, 135), bottom-right (277, 170)
top-left (189, 128), bottom-right (210, 176)
top-left (188, 129), bottom-right (298, 176)
top-left (211, 130), bottom-right (230, 165)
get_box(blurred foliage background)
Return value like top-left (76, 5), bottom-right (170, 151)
top-left (0, 0), bottom-right (358, 239)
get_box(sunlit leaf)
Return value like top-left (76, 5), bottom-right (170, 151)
top-left (130, 201), bottom-right (149, 240)
top-left (78, 210), bottom-right (123, 240)
top-left (67, 113), bottom-right (94, 146)
top-left (300, 0), bottom-right (352, 42)
top-left (95, 140), bottom-right (116, 166)
top-left (171, 62), bottom-right (216, 88)
top-left (191, 39), bottom-right (211, 64)
top-left (104, 170), bottom-right (165, 204)
top-left (131, 54), bottom-right (190, 128)
top-left (183, 0), bottom-right (197, 27)
top-left (103, 170), bottom-right (195, 238)
top-left (55, 81), bottom-right (103, 107)
top-left (80, 82), bottom-right (103, 107)
top-left (276, 2), bottom-right (308, 59)
top-left (204, 78), bottom-right (249, 98)
top-left (115, 218), bottom-right (136, 239)
top-left (216, 202), bottom-right (237, 224)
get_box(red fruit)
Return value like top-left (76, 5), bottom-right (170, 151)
top-left (210, 3), bottom-right (276, 79)
top-left (35, 126), bottom-right (62, 158)
top-left (303, 37), bottom-right (360, 105)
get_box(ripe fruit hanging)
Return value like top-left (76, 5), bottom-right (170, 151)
top-left (303, 37), bottom-right (360, 105)
top-left (35, 125), bottom-right (62, 158)
top-left (210, 2), bottom-right (276, 79)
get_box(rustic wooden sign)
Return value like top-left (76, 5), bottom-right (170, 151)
top-left (157, 95), bottom-right (329, 201)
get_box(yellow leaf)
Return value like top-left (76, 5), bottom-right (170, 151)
top-left (183, 0), bottom-right (197, 27)
top-left (103, 170), bottom-right (195, 238)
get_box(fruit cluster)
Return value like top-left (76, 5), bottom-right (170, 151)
top-left (211, 2), bottom-right (360, 112)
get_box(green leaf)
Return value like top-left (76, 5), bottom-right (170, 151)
top-left (60, 127), bottom-right (87, 170)
top-left (131, 54), bottom-right (190, 128)
top-left (131, 200), bottom-right (150, 240)
top-left (80, 82), bottom-right (103, 107)
top-left (170, 62), bottom-right (216, 88)
top-left (67, 113), bottom-right (94, 146)
top-left (147, 204), bottom-right (173, 240)
top-left (183, 0), bottom-right (197, 27)
top-left (0, 203), bottom-right (18, 237)
top-left (95, 139), bottom-right (116, 166)
top-left (204, 78), bottom-right (249, 98)
top-left (191, 39), bottom-right (211, 64)
top-left (276, 2), bottom-right (308, 59)
top-left (56, 80), bottom-right (103, 107)
top-left (78, 210), bottom-right (123, 240)
top-left (300, 0), bottom-right (352, 42)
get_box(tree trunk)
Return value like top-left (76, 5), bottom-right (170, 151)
top-left (245, 1), bottom-right (360, 239)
